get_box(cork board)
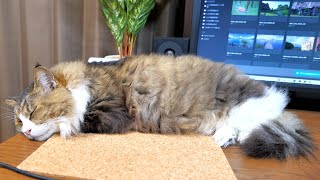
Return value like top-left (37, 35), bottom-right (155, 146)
top-left (18, 133), bottom-right (236, 180)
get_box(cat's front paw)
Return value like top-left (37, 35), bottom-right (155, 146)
top-left (59, 123), bottom-right (72, 139)
top-left (213, 126), bottom-right (237, 148)
top-left (237, 131), bottom-right (250, 143)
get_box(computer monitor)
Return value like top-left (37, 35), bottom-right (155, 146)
top-left (190, 0), bottom-right (320, 108)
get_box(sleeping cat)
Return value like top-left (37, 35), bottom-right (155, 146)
top-left (5, 54), bottom-right (313, 159)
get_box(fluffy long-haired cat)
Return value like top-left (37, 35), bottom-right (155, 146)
top-left (5, 54), bottom-right (313, 160)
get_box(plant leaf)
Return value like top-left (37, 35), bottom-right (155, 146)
top-left (118, 0), bottom-right (125, 9)
top-left (127, 0), bottom-right (155, 36)
top-left (125, 0), bottom-right (137, 12)
top-left (99, 0), bottom-right (127, 46)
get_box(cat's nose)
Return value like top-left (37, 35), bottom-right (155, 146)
top-left (24, 129), bottom-right (32, 136)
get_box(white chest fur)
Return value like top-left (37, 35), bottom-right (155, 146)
top-left (68, 84), bottom-right (91, 123)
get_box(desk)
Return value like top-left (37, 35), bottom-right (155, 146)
top-left (0, 110), bottom-right (319, 179)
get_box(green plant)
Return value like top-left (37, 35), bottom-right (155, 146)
top-left (99, 0), bottom-right (155, 58)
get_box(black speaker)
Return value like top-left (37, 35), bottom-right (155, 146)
top-left (152, 37), bottom-right (190, 56)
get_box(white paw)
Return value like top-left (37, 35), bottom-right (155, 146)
top-left (213, 126), bottom-right (238, 148)
top-left (59, 123), bottom-right (72, 139)
top-left (237, 131), bottom-right (249, 143)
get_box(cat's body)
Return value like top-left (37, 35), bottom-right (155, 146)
top-left (6, 54), bottom-right (313, 159)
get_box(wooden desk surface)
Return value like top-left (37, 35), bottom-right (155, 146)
top-left (0, 110), bottom-right (319, 180)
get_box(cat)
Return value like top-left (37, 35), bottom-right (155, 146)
top-left (5, 54), bottom-right (313, 160)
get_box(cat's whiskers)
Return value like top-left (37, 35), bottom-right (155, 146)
top-left (0, 114), bottom-right (13, 117)
top-left (0, 106), bottom-right (13, 111)
top-left (0, 110), bottom-right (15, 115)
top-left (0, 112), bottom-right (14, 116)
top-left (0, 114), bottom-right (14, 118)
top-left (1, 115), bottom-right (14, 119)
top-left (0, 115), bottom-right (15, 123)
top-left (0, 111), bottom-right (15, 119)
top-left (0, 107), bottom-right (14, 114)
top-left (0, 106), bottom-right (15, 118)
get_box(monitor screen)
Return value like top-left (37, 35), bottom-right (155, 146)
top-left (190, 0), bottom-right (320, 91)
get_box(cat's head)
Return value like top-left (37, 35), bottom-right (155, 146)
top-left (5, 65), bottom-right (74, 141)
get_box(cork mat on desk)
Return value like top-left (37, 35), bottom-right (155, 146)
top-left (18, 132), bottom-right (236, 180)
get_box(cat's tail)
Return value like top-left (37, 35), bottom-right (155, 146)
top-left (241, 111), bottom-right (314, 160)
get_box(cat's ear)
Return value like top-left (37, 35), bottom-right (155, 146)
top-left (34, 65), bottom-right (57, 93)
top-left (5, 97), bottom-right (18, 107)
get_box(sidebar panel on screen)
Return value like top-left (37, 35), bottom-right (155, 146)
top-left (197, 1), bottom-right (233, 61)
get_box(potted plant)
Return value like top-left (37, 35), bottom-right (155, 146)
top-left (99, 0), bottom-right (156, 58)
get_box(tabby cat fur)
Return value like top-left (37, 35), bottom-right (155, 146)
top-left (5, 54), bottom-right (313, 160)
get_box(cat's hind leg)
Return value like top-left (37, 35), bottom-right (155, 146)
top-left (214, 87), bottom-right (288, 148)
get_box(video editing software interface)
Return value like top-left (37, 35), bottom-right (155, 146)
top-left (197, 0), bottom-right (320, 86)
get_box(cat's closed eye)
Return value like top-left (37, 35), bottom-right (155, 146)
top-left (29, 108), bottom-right (37, 120)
